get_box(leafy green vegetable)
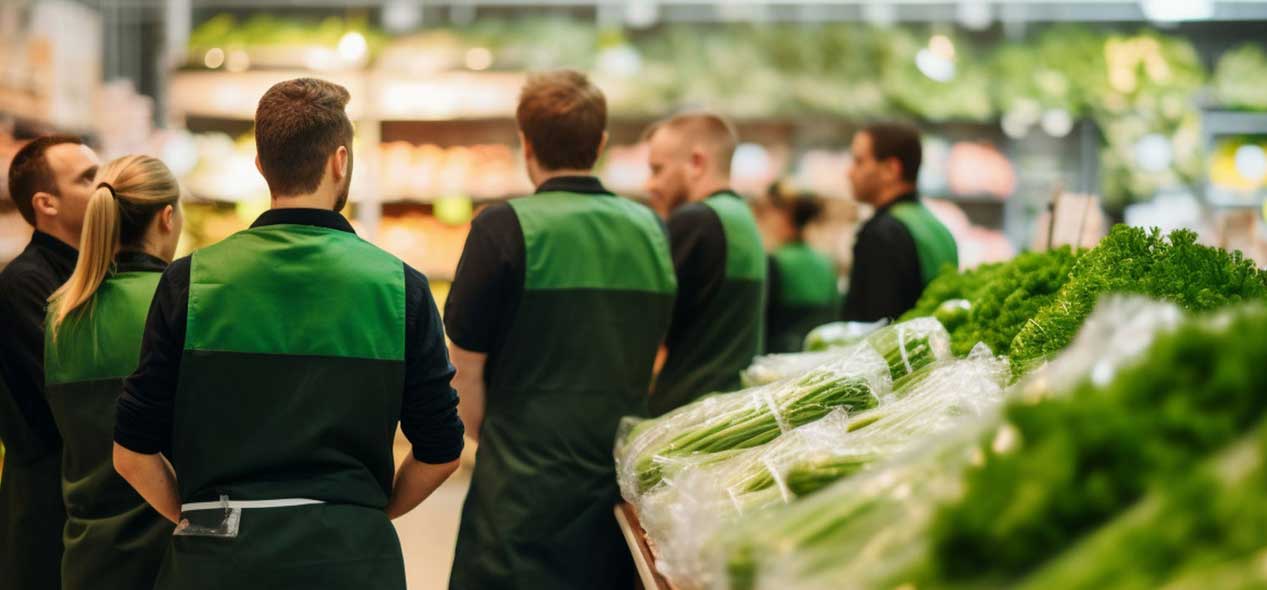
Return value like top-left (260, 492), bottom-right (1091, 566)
top-left (902, 248), bottom-right (1080, 359)
top-left (1017, 424), bottom-right (1267, 590)
top-left (928, 304), bottom-right (1267, 583)
top-left (1010, 226), bottom-right (1267, 367)
top-left (1214, 43), bottom-right (1267, 111)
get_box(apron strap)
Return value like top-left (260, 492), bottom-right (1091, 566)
top-left (181, 498), bottom-right (325, 512)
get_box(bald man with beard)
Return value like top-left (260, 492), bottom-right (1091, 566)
top-left (643, 113), bottom-right (767, 416)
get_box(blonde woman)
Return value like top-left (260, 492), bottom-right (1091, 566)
top-left (44, 155), bottom-right (181, 590)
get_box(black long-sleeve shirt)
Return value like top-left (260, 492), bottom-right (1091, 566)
top-left (842, 192), bottom-right (924, 322)
top-left (0, 230), bottom-right (77, 460)
top-left (113, 208), bottom-right (464, 464)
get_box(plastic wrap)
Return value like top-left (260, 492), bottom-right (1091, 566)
top-left (722, 297), bottom-right (1193, 590)
top-left (617, 343), bottom-right (892, 503)
top-left (864, 317), bottom-right (952, 387)
top-left (722, 419), bottom-right (992, 590)
top-left (743, 317), bottom-right (952, 389)
top-left (635, 350), bottom-right (1007, 589)
top-left (802, 319), bottom-right (887, 351)
top-left (740, 350), bottom-right (854, 388)
top-left (1012, 295), bottom-right (1183, 400)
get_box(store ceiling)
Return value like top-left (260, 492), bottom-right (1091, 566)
top-left (72, 0), bottom-right (1267, 23)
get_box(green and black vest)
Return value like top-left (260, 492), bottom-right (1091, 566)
top-left (652, 191), bottom-right (766, 416)
top-left (44, 252), bottom-right (172, 590)
top-left (767, 242), bottom-right (840, 353)
top-left (450, 190), bottom-right (676, 590)
top-left (890, 201), bottom-right (958, 286)
top-left (175, 222), bottom-right (405, 507)
top-left (156, 217), bottom-right (409, 590)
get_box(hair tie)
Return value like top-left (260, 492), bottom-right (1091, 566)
top-left (97, 182), bottom-right (118, 199)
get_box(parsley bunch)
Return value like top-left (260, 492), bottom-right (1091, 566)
top-left (1010, 226), bottom-right (1267, 367)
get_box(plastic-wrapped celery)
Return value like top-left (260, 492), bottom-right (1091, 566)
top-left (630, 353), bottom-right (1005, 590)
top-left (743, 317), bottom-right (951, 388)
top-left (616, 345), bottom-right (891, 498)
top-left (740, 350), bottom-right (847, 388)
top-left (802, 319), bottom-right (887, 351)
top-left (864, 317), bottom-right (951, 387)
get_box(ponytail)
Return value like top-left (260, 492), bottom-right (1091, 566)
top-left (48, 155), bottom-right (180, 338)
top-left (48, 185), bottom-right (119, 336)
top-left (765, 180), bottom-right (824, 240)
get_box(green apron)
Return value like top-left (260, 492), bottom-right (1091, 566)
top-left (0, 375), bottom-right (64, 590)
top-left (767, 242), bottom-right (840, 353)
top-left (652, 191), bottom-right (766, 416)
top-left (449, 192), bottom-right (676, 590)
top-left (157, 223), bottom-right (408, 590)
top-left (44, 263), bottom-right (172, 589)
top-left (889, 201), bottom-right (959, 286)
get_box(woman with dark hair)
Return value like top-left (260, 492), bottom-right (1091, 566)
top-left (760, 180), bottom-right (841, 353)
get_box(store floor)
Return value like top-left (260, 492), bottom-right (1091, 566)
top-left (393, 436), bottom-right (473, 590)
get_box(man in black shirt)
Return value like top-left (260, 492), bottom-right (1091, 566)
top-left (112, 78), bottom-right (463, 590)
top-left (643, 113), bottom-right (767, 415)
top-left (0, 134), bottom-right (99, 590)
top-left (842, 123), bottom-right (957, 322)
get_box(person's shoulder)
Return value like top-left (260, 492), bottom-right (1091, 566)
top-left (0, 246), bottom-right (53, 300)
top-left (859, 210), bottom-right (912, 241)
top-left (668, 201), bottom-right (721, 234)
top-left (156, 255), bottom-right (193, 289)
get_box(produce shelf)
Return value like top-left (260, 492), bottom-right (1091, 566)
top-left (615, 502), bottom-right (676, 590)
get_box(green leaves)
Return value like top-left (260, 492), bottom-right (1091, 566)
top-left (1010, 226), bottom-right (1267, 368)
top-left (928, 305), bottom-right (1267, 584)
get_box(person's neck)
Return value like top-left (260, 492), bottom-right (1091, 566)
top-left (533, 168), bottom-right (592, 187)
top-left (271, 193), bottom-right (333, 211)
top-left (132, 240), bottom-right (172, 264)
top-left (36, 223), bottom-right (80, 251)
top-left (871, 184), bottom-right (916, 210)
top-left (688, 178), bottom-right (731, 203)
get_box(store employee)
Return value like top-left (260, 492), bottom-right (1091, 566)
top-left (44, 155), bottom-right (182, 590)
top-left (644, 113), bottom-right (767, 416)
top-left (445, 70), bottom-right (676, 589)
top-left (0, 134), bottom-right (98, 590)
top-left (842, 123), bottom-right (957, 322)
top-left (760, 181), bottom-right (841, 353)
top-left (112, 78), bottom-right (464, 590)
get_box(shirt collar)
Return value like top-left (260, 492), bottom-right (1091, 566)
top-left (115, 250), bottom-right (168, 273)
top-left (31, 230), bottom-right (78, 263)
top-left (875, 190), bottom-right (920, 215)
top-left (534, 176), bottom-right (612, 196)
top-left (704, 189), bottom-right (740, 201)
top-left (250, 208), bottom-right (356, 234)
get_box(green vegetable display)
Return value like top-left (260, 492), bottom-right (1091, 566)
top-left (628, 373), bottom-right (878, 493)
top-left (902, 248), bottom-right (1080, 358)
top-left (927, 304), bottom-right (1267, 585)
top-left (1017, 425), bottom-right (1267, 590)
top-left (1010, 226), bottom-right (1267, 367)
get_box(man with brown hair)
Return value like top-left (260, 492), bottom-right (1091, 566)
top-left (643, 112), bottom-right (767, 415)
top-left (0, 134), bottom-right (98, 590)
top-left (842, 122), bottom-right (957, 321)
top-left (112, 78), bottom-right (464, 589)
top-left (445, 70), bottom-right (676, 589)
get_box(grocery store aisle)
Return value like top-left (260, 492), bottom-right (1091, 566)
top-left (393, 436), bottom-right (473, 590)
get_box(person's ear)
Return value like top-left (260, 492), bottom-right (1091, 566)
top-left (159, 204), bottom-right (176, 233)
top-left (255, 155), bottom-right (264, 177)
top-left (597, 131), bottom-right (609, 158)
top-left (332, 146), bottom-right (349, 183)
top-left (518, 130), bottom-right (535, 163)
top-left (883, 157), bottom-right (903, 182)
top-left (690, 148), bottom-right (707, 178)
top-left (31, 191), bottom-right (58, 217)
